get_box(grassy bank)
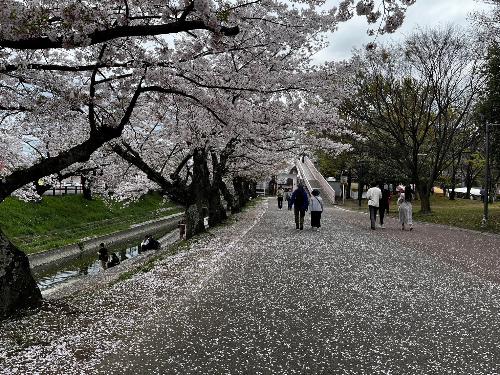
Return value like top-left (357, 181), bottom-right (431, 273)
top-left (341, 195), bottom-right (500, 234)
top-left (0, 193), bottom-right (182, 254)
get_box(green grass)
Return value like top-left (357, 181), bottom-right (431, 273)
top-left (341, 195), bottom-right (500, 234)
top-left (0, 193), bottom-right (182, 254)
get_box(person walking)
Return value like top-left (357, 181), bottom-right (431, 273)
top-left (310, 189), bottom-right (324, 231)
top-left (398, 184), bottom-right (414, 231)
top-left (366, 182), bottom-right (382, 230)
top-left (98, 243), bottom-right (109, 270)
top-left (379, 183), bottom-right (390, 228)
top-left (277, 187), bottom-right (284, 210)
top-left (290, 184), bottom-right (309, 230)
top-left (285, 189), bottom-right (292, 210)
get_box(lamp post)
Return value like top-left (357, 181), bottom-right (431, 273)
top-left (482, 121), bottom-right (500, 226)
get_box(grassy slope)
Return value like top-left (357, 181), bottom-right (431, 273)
top-left (0, 193), bottom-right (182, 254)
top-left (342, 194), bottom-right (500, 234)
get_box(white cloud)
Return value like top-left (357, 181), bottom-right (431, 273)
top-left (313, 0), bottom-right (494, 64)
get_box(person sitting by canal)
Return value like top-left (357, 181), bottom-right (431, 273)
top-left (98, 243), bottom-right (109, 270)
top-left (107, 253), bottom-right (121, 268)
top-left (141, 235), bottom-right (160, 251)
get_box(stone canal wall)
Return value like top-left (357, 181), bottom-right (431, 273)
top-left (28, 212), bottom-right (184, 269)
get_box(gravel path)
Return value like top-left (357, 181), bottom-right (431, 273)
top-left (1, 199), bottom-right (500, 374)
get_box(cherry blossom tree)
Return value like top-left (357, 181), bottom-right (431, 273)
top-left (0, 0), bottom-right (417, 317)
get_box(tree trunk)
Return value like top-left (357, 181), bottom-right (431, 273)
top-left (185, 149), bottom-right (209, 238)
top-left (249, 181), bottom-right (257, 199)
top-left (449, 166), bottom-right (457, 200)
top-left (346, 170), bottom-right (352, 199)
top-left (233, 177), bottom-right (246, 210)
top-left (207, 153), bottom-right (228, 227)
top-left (81, 175), bottom-right (92, 200)
top-left (185, 203), bottom-right (205, 239)
top-left (465, 163), bottom-right (473, 199)
top-left (417, 183), bottom-right (432, 214)
top-left (357, 182), bottom-right (364, 207)
top-left (243, 180), bottom-right (251, 202)
top-left (207, 188), bottom-right (227, 227)
top-left (219, 180), bottom-right (236, 213)
top-left (33, 181), bottom-right (51, 197)
top-left (0, 228), bottom-right (42, 319)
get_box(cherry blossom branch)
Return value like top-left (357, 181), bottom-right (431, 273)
top-left (0, 21), bottom-right (239, 50)
top-left (175, 73), bottom-right (300, 93)
top-left (0, 77), bottom-right (144, 202)
top-left (140, 86), bottom-right (228, 126)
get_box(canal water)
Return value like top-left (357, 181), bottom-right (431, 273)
top-left (33, 243), bottom-right (144, 293)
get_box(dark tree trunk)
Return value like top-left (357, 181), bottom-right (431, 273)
top-left (185, 203), bottom-right (205, 239)
top-left (243, 180), bottom-right (251, 202)
top-left (81, 175), bottom-right (92, 200)
top-left (207, 152), bottom-right (228, 227)
top-left (0, 228), bottom-right (42, 319)
top-left (249, 181), bottom-right (257, 199)
top-left (417, 183), bottom-right (432, 214)
top-left (233, 177), bottom-right (247, 210)
top-left (33, 181), bottom-right (52, 197)
top-left (207, 188), bottom-right (227, 228)
top-left (219, 180), bottom-right (237, 213)
top-left (346, 170), bottom-right (352, 199)
top-left (449, 166), bottom-right (457, 200)
top-left (464, 163), bottom-right (474, 200)
top-left (185, 149), bottom-right (209, 238)
top-left (357, 182), bottom-right (364, 207)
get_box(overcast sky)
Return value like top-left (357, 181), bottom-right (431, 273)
top-left (312, 0), bottom-right (493, 64)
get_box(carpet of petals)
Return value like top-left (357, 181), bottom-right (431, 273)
top-left (1, 199), bottom-right (500, 374)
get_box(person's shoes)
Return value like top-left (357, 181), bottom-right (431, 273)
top-left (296, 226), bottom-right (299, 230)
top-left (380, 224), bottom-right (386, 229)
top-left (300, 226), bottom-right (303, 230)
top-left (409, 226), bottom-right (413, 231)
top-left (371, 227), bottom-right (375, 230)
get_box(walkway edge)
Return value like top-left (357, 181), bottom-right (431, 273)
top-left (334, 205), bottom-right (500, 238)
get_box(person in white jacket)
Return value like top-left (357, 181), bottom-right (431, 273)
top-left (366, 182), bottom-right (382, 230)
top-left (310, 189), bottom-right (324, 231)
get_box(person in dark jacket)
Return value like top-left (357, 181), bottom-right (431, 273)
top-left (289, 184), bottom-right (309, 230)
top-left (98, 243), bottom-right (109, 270)
top-left (379, 183), bottom-right (390, 229)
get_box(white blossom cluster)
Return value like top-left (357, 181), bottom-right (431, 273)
top-left (0, 0), bottom-right (417, 204)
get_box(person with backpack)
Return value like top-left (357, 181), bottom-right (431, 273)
top-left (310, 189), bottom-right (324, 231)
top-left (290, 183), bottom-right (309, 230)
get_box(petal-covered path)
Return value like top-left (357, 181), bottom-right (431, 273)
top-left (2, 199), bottom-right (500, 374)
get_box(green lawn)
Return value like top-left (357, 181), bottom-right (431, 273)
top-left (0, 193), bottom-right (182, 254)
top-left (341, 195), bottom-right (500, 234)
